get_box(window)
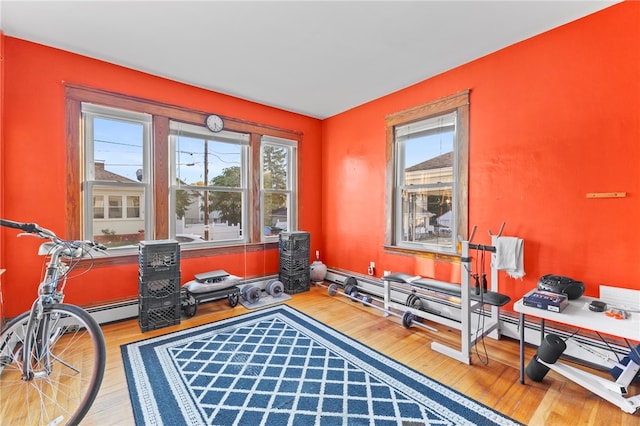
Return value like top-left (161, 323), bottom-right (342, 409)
top-left (261, 136), bottom-right (297, 239)
top-left (82, 104), bottom-right (151, 248)
top-left (67, 85), bottom-right (301, 254)
top-left (170, 122), bottom-right (249, 244)
top-left (386, 91), bottom-right (469, 255)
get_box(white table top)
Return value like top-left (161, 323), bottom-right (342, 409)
top-left (514, 295), bottom-right (640, 342)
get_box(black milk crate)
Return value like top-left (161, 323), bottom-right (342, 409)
top-left (139, 275), bottom-right (181, 298)
top-left (139, 304), bottom-right (181, 332)
top-left (279, 256), bottom-right (309, 275)
top-left (139, 240), bottom-right (180, 276)
top-left (139, 292), bottom-right (181, 311)
top-left (278, 231), bottom-right (310, 258)
top-left (279, 271), bottom-right (310, 294)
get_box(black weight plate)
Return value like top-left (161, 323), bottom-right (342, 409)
top-left (328, 283), bottom-right (338, 296)
top-left (402, 311), bottom-right (415, 328)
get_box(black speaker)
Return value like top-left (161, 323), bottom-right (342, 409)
top-left (537, 274), bottom-right (585, 300)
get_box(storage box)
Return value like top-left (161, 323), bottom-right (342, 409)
top-left (279, 272), bottom-right (310, 294)
top-left (138, 240), bottom-right (180, 276)
top-left (523, 288), bottom-right (569, 313)
top-left (139, 276), bottom-right (181, 298)
top-left (138, 304), bottom-right (181, 332)
top-left (278, 231), bottom-right (310, 257)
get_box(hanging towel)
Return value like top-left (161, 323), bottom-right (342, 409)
top-left (494, 236), bottom-right (525, 279)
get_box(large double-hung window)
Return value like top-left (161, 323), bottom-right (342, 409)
top-left (170, 122), bottom-right (249, 244)
top-left (261, 136), bottom-right (297, 238)
top-left (82, 104), bottom-right (151, 247)
top-left (386, 91), bottom-right (469, 255)
top-left (68, 86), bottom-right (300, 253)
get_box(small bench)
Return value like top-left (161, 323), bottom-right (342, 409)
top-left (384, 272), bottom-right (511, 307)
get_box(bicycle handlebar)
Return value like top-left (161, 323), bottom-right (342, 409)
top-left (0, 219), bottom-right (40, 234)
top-left (1, 218), bottom-right (108, 253)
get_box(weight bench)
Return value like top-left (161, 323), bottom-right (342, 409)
top-left (384, 272), bottom-right (510, 307)
top-left (382, 237), bottom-right (512, 364)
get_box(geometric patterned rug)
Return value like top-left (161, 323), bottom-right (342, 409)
top-left (121, 305), bottom-right (522, 425)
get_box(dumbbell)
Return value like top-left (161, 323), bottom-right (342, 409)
top-left (241, 285), bottom-right (261, 305)
top-left (324, 282), bottom-right (437, 332)
top-left (265, 279), bottom-right (284, 297)
top-left (341, 277), bottom-right (374, 305)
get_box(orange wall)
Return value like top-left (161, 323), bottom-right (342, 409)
top-left (321, 2), bottom-right (640, 309)
top-left (1, 38), bottom-right (322, 316)
top-left (0, 30), bottom-right (5, 324)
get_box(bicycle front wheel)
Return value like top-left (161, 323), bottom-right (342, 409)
top-left (0, 303), bottom-right (106, 426)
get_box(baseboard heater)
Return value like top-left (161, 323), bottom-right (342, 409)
top-left (324, 269), bottom-right (631, 370)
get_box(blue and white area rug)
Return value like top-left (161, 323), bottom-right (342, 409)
top-left (122, 305), bottom-right (521, 425)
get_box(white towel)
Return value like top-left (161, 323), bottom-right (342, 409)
top-left (494, 236), bottom-right (525, 279)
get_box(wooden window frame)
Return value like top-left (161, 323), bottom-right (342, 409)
top-left (65, 84), bottom-right (301, 265)
top-left (384, 90), bottom-right (469, 260)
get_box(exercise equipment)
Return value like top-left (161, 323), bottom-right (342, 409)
top-left (181, 269), bottom-right (241, 317)
top-left (323, 281), bottom-right (437, 332)
top-left (265, 279), bottom-right (285, 297)
top-left (526, 333), bottom-right (567, 382)
top-left (383, 225), bottom-right (513, 364)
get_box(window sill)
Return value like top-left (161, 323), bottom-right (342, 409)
top-left (77, 241), bottom-right (279, 268)
top-left (383, 245), bottom-right (461, 263)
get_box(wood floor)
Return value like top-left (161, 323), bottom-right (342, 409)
top-left (83, 285), bottom-right (639, 425)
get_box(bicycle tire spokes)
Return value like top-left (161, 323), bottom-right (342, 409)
top-left (0, 305), bottom-right (105, 426)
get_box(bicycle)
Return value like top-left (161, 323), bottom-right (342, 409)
top-left (0, 219), bottom-right (107, 426)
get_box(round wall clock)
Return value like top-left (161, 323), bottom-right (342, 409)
top-left (205, 114), bottom-right (224, 132)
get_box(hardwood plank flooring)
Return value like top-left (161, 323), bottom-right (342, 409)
top-left (81, 285), bottom-right (639, 425)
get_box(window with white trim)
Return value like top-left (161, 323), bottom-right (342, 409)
top-left (261, 136), bottom-right (297, 240)
top-left (170, 122), bottom-right (250, 244)
top-left (386, 91), bottom-right (469, 255)
top-left (82, 104), bottom-right (151, 247)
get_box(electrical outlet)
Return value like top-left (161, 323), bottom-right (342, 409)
top-left (367, 261), bottom-right (375, 276)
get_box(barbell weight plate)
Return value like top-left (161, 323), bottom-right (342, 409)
top-left (408, 294), bottom-right (423, 310)
top-left (362, 294), bottom-right (372, 306)
top-left (242, 286), bottom-right (261, 305)
top-left (406, 293), bottom-right (417, 307)
top-left (266, 279), bottom-right (284, 297)
top-left (271, 281), bottom-right (284, 297)
top-left (343, 283), bottom-right (353, 296)
top-left (402, 311), bottom-right (415, 328)
top-left (349, 290), bottom-right (359, 301)
top-left (328, 283), bottom-right (338, 296)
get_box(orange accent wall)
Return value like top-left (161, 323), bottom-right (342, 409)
top-left (0, 30), bottom-right (5, 325)
top-left (0, 38), bottom-right (322, 317)
top-left (321, 2), bottom-right (640, 309)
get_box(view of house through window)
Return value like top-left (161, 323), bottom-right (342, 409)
top-left (261, 136), bottom-right (297, 238)
top-left (387, 90), bottom-right (469, 255)
top-left (76, 96), bottom-right (299, 250)
top-left (396, 112), bottom-right (456, 251)
top-left (82, 104), bottom-right (150, 247)
top-left (170, 122), bottom-right (249, 244)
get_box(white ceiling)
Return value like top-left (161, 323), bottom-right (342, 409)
top-left (1, 1), bottom-right (620, 119)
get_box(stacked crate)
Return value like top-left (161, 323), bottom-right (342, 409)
top-left (138, 240), bottom-right (181, 332)
top-left (278, 231), bottom-right (310, 294)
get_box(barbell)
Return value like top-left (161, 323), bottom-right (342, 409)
top-left (322, 281), bottom-right (437, 333)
